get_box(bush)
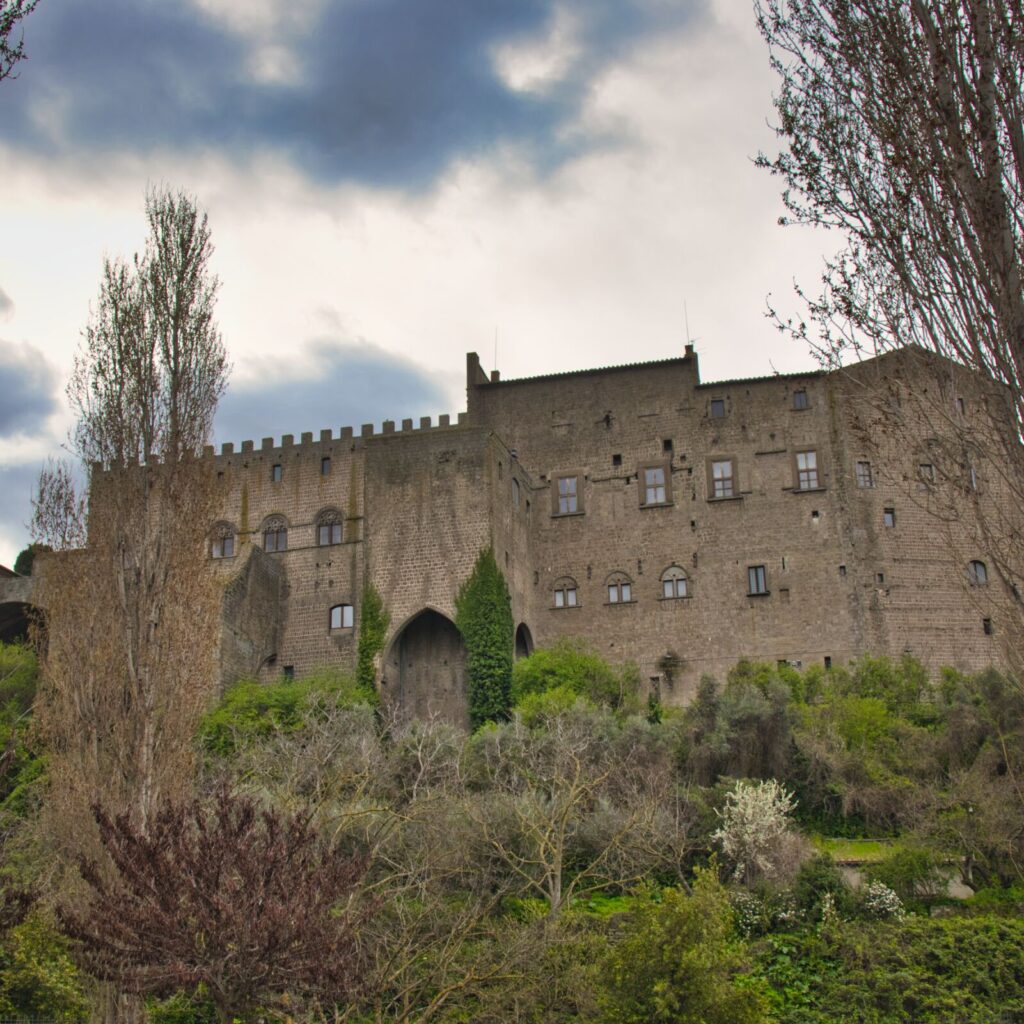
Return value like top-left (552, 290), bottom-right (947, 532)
top-left (0, 642), bottom-right (37, 715)
top-left (793, 854), bottom-right (853, 919)
top-left (755, 916), bottom-right (1024, 1023)
top-left (512, 639), bottom-right (637, 711)
top-left (866, 846), bottom-right (946, 903)
top-left (198, 669), bottom-right (369, 757)
top-left (597, 871), bottom-right (768, 1023)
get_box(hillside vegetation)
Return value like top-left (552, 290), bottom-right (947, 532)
top-left (0, 640), bottom-right (1022, 1022)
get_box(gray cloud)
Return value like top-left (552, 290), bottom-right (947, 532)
top-left (1, 0), bottom-right (705, 188)
top-left (0, 341), bottom-right (58, 438)
top-left (0, 287), bottom-right (12, 318)
top-left (214, 339), bottom-right (450, 444)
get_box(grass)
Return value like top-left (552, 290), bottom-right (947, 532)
top-left (812, 836), bottom-right (898, 864)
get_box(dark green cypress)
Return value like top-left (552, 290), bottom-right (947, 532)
top-left (455, 547), bottom-right (514, 729)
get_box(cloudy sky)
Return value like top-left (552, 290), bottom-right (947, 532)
top-left (0, 0), bottom-right (837, 567)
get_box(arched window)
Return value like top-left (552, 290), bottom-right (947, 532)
top-left (968, 560), bottom-right (988, 585)
top-left (329, 604), bottom-right (354, 631)
top-left (553, 576), bottom-right (578, 609)
top-left (210, 521), bottom-right (236, 559)
top-left (606, 571), bottom-right (633, 604)
top-left (316, 508), bottom-right (343, 546)
top-left (661, 566), bottom-right (689, 599)
top-left (262, 515), bottom-right (288, 553)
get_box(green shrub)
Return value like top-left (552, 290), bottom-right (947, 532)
top-left (793, 854), bottom-right (853, 919)
top-left (455, 547), bottom-right (514, 729)
top-left (866, 846), bottom-right (946, 903)
top-left (147, 992), bottom-right (218, 1024)
top-left (512, 640), bottom-right (638, 711)
top-left (755, 916), bottom-right (1024, 1023)
top-left (199, 669), bottom-right (368, 757)
top-left (0, 642), bottom-right (37, 715)
top-left (596, 871), bottom-right (769, 1024)
top-left (0, 911), bottom-right (87, 1024)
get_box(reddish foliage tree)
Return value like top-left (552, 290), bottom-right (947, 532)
top-left (59, 786), bottom-right (370, 1023)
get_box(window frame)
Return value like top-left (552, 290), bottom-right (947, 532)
top-left (748, 564), bottom-right (769, 596)
top-left (855, 460), bottom-right (874, 488)
top-left (793, 388), bottom-right (809, 410)
top-left (316, 509), bottom-right (343, 547)
top-left (320, 456), bottom-right (331, 476)
top-left (552, 474), bottom-right (583, 516)
top-left (262, 516), bottom-right (288, 553)
top-left (710, 398), bottom-right (726, 419)
top-left (883, 507), bottom-right (896, 528)
top-left (329, 603), bottom-right (354, 631)
top-left (553, 577), bottom-right (579, 609)
top-left (968, 560), bottom-right (988, 586)
top-left (638, 461), bottom-right (672, 507)
top-left (660, 566), bottom-right (689, 600)
top-left (210, 523), bottom-right (236, 560)
top-left (271, 463), bottom-right (283, 483)
top-left (794, 449), bottom-right (820, 491)
top-left (605, 572), bottom-right (634, 605)
top-left (708, 457), bottom-right (736, 500)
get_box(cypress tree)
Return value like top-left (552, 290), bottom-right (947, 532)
top-left (455, 547), bottom-right (514, 729)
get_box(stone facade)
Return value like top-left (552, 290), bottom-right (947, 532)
top-left (193, 344), bottom-right (1017, 720)
top-left (7, 345), bottom-right (1010, 721)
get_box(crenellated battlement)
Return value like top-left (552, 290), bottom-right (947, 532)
top-left (204, 411), bottom-right (469, 460)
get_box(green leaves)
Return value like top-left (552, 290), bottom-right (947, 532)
top-left (455, 548), bottom-right (513, 730)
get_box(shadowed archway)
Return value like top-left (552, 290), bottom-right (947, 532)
top-left (0, 602), bottom-right (40, 644)
top-left (382, 609), bottom-right (468, 727)
top-left (515, 622), bottom-right (534, 660)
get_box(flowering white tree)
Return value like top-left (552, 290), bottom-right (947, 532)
top-left (712, 779), bottom-right (800, 885)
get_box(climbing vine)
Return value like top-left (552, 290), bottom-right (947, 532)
top-left (455, 547), bottom-right (514, 729)
top-left (356, 582), bottom-right (388, 705)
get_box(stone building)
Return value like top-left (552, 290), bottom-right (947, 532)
top-left (4, 344), bottom-right (1015, 723)
top-left (199, 343), bottom-right (1017, 722)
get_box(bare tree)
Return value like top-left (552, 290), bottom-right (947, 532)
top-left (0, 0), bottom-right (38, 82)
top-left (31, 188), bottom-right (227, 1023)
top-left (60, 787), bottom-right (370, 1024)
top-left (756, 1), bottom-right (1024, 674)
top-left (756, 0), bottom-right (1024, 407)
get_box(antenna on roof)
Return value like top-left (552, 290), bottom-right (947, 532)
top-left (684, 301), bottom-right (700, 348)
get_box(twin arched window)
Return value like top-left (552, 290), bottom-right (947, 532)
top-left (317, 508), bottom-right (343, 546)
top-left (553, 577), bottom-right (578, 608)
top-left (330, 604), bottom-right (354, 630)
top-left (661, 566), bottom-right (689, 599)
top-left (210, 522), bottom-right (236, 559)
top-left (263, 515), bottom-right (288, 552)
top-left (606, 572), bottom-right (633, 604)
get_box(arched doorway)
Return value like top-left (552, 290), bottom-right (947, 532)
top-left (382, 609), bottom-right (468, 726)
top-left (515, 622), bottom-right (534, 660)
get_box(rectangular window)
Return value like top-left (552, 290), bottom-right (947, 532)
top-left (271, 463), bottom-right (282, 483)
top-left (557, 475), bottom-right (578, 514)
top-left (612, 453), bottom-right (622, 467)
top-left (855, 461), bottom-right (873, 488)
top-left (793, 389), bottom-right (809, 410)
top-left (608, 584), bottom-right (618, 603)
top-left (883, 507), bottom-right (895, 527)
top-left (748, 565), bottom-right (768, 596)
top-left (919, 462), bottom-right (935, 482)
top-left (711, 459), bottom-right (734, 499)
top-left (644, 466), bottom-right (667, 505)
top-left (710, 398), bottom-right (726, 419)
top-left (321, 456), bottom-right (331, 476)
top-left (663, 438), bottom-right (673, 453)
top-left (796, 450), bottom-right (819, 490)
top-left (983, 617), bottom-right (993, 635)
top-left (567, 587), bottom-right (577, 607)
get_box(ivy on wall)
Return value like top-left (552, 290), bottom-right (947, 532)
top-left (356, 583), bottom-right (388, 705)
top-left (456, 547), bottom-right (514, 729)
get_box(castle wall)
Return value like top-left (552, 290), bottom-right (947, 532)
top-left (200, 345), bottom-right (1018, 709)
